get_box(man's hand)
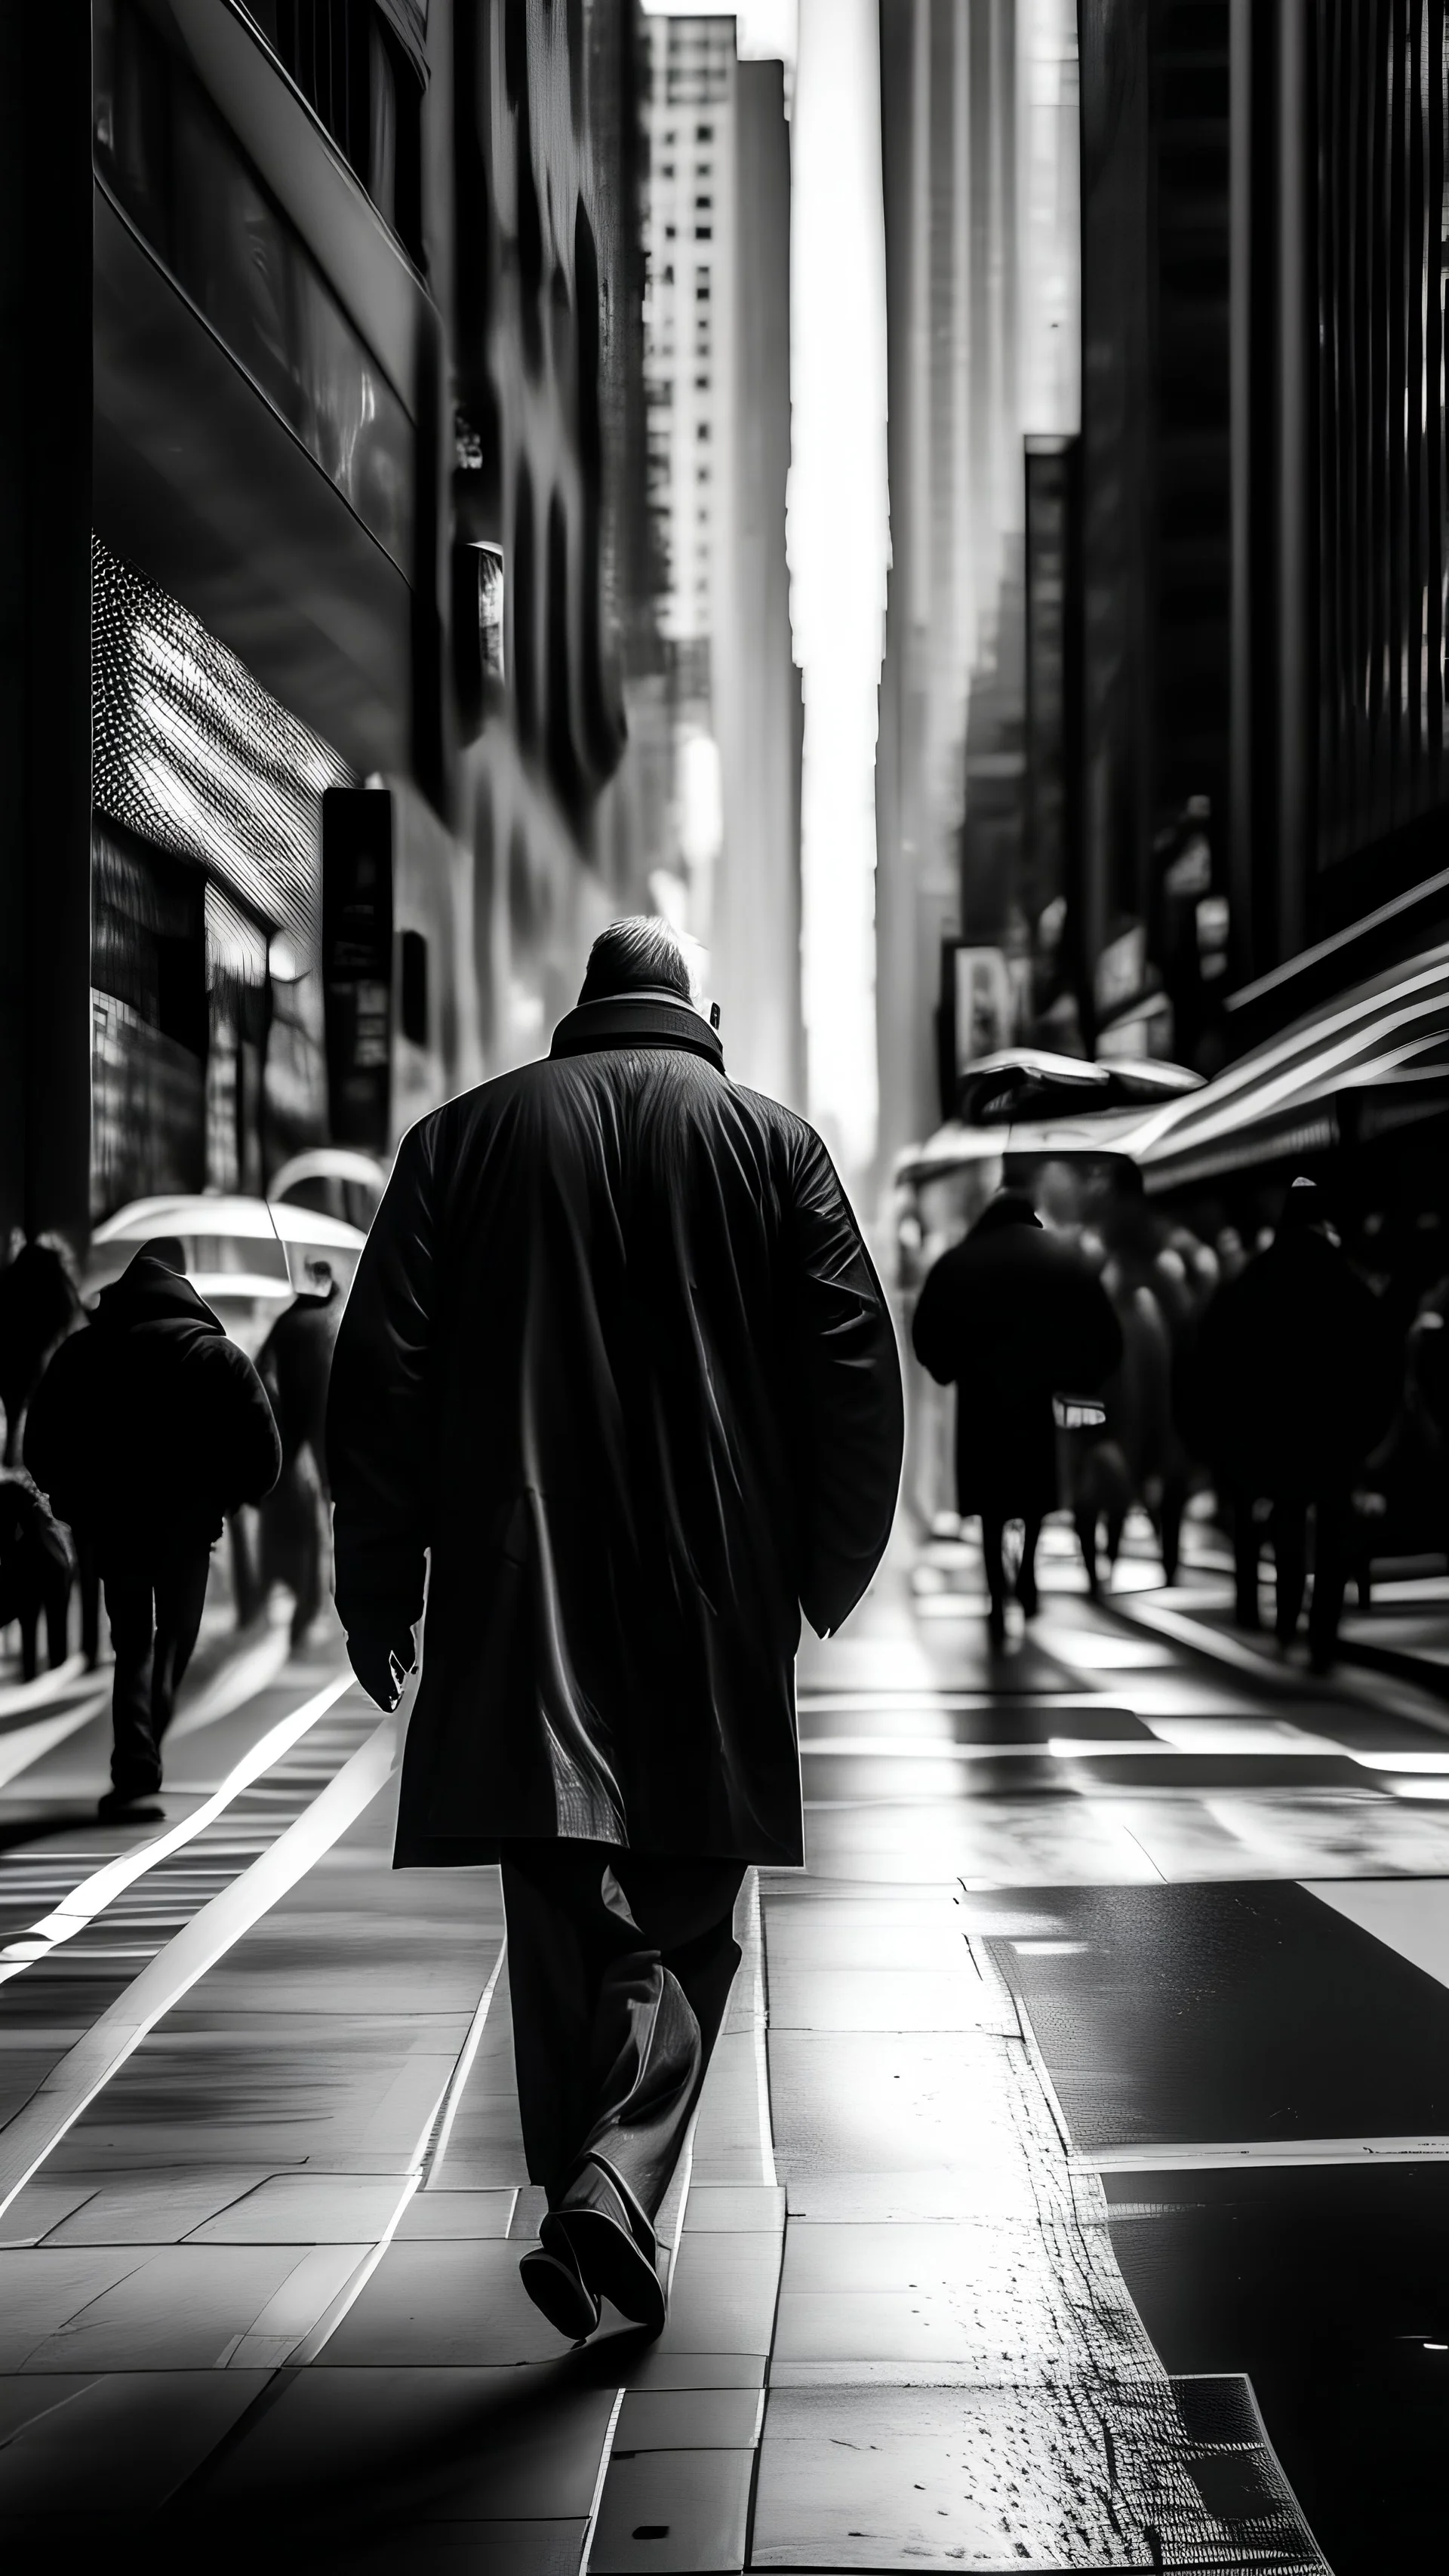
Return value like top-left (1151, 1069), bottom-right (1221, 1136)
top-left (346, 1629), bottom-right (418, 1712)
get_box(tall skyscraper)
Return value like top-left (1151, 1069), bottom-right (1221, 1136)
top-left (875, 0), bottom-right (1026, 1162)
top-left (641, 13), bottom-right (802, 1103)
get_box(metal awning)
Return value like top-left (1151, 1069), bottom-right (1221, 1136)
top-left (1130, 945), bottom-right (1449, 1191)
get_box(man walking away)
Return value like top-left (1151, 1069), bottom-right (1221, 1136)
top-left (912, 1191), bottom-right (1121, 1643)
top-left (25, 1240), bottom-right (281, 1820)
top-left (257, 1260), bottom-right (343, 1648)
top-left (1189, 1177), bottom-right (1398, 1668)
top-left (328, 918), bottom-right (903, 2342)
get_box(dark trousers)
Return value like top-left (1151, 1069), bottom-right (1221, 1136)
top-left (500, 1840), bottom-right (745, 2224)
top-left (0, 1551), bottom-right (71, 1681)
top-left (1232, 1490), bottom-right (1352, 1657)
top-left (981, 1512), bottom-right (1042, 1617)
top-left (103, 1539), bottom-right (212, 1796)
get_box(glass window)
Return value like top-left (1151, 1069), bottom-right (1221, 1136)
top-left (94, 0), bottom-right (413, 571)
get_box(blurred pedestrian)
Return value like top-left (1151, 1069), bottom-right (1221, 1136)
top-left (1069, 1426), bottom-right (1134, 1600)
top-left (329, 917), bottom-right (903, 2344)
top-left (0, 1235), bottom-right (83, 1466)
top-left (0, 1470), bottom-right (74, 1681)
top-left (25, 1239), bottom-right (281, 1819)
top-left (911, 1190), bottom-right (1122, 1644)
top-left (1093, 1166), bottom-right (1199, 1580)
top-left (1188, 1177), bottom-right (1398, 1668)
top-left (257, 1260), bottom-right (343, 1648)
top-left (1408, 1281), bottom-right (1449, 1454)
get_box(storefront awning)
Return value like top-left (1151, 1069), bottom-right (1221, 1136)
top-left (1131, 945), bottom-right (1449, 1191)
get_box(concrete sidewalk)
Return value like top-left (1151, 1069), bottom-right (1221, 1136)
top-left (5, 1532), bottom-right (1449, 2564)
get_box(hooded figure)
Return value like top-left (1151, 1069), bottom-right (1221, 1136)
top-left (0, 1236), bottom-right (83, 1465)
top-left (328, 917), bottom-right (903, 2347)
top-left (24, 1242), bottom-right (281, 1816)
top-left (1186, 1177), bottom-right (1398, 1663)
top-left (912, 1191), bottom-right (1122, 1639)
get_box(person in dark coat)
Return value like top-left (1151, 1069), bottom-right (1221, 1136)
top-left (1187, 1177), bottom-right (1398, 1667)
top-left (0, 1470), bottom-right (74, 1680)
top-left (911, 1191), bottom-right (1122, 1642)
top-left (328, 917), bottom-right (903, 2344)
top-left (24, 1239), bottom-right (281, 1818)
top-left (0, 1235), bottom-right (84, 1466)
top-left (256, 1260), bottom-right (343, 1648)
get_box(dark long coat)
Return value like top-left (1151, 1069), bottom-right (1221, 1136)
top-left (256, 1282), bottom-right (342, 1489)
top-left (23, 1254), bottom-right (281, 1566)
top-left (328, 994), bottom-right (904, 1869)
top-left (911, 1199), bottom-right (1123, 1518)
top-left (1184, 1226), bottom-right (1398, 1497)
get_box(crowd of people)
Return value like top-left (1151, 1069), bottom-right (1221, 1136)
top-left (0, 1229), bottom-right (340, 1820)
top-left (909, 1163), bottom-right (1449, 1667)
top-left (5, 913), bottom-right (1445, 2355)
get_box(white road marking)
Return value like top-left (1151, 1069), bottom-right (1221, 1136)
top-left (798, 1732), bottom-right (1352, 1761)
top-left (1121, 1590), bottom-right (1449, 1738)
top-left (1304, 1876), bottom-right (1449, 1989)
top-left (166, 1618), bottom-right (292, 1741)
top-left (581, 2388), bottom-right (629, 2574)
top-left (1088, 2134), bottom-right (1449, 2171)
top-left (0, 1709), bottom-right (396, 2222)
top-left (0, 1697), bottom-right (108, 1790)
top-left (285, 1934), bottom-right (512, 2364)
top-left (422, 1936), bottom-right (509, 2183)
top-left (0, 1673), bottom-right (353, 1981)
top-left (749, 1868), bottom-right (777, 2190)
top-left (0, 1652), bottom-right (91, 1718)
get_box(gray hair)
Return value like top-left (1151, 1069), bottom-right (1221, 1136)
top-left (579, 916), bottom-right (704, 1006)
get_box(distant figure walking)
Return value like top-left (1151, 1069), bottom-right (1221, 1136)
top-left (1188, 1177), bottom-right (1398, 1668)
top-left (912, 1191), bottom-right (1122, 1643)
top-left (1091, 1165), bottom-right (1199, 1583)
top-left (0, 1470), bottom-right (74, 1680)
top-left (329, 918), bottom-right (903, 2344)
top-left (256, 1260), bottom-right (343, 1648)
top-left (25, 1241), bottom-right (281, 1818)
top-left (0, 1236), bottom-right (83, 1466)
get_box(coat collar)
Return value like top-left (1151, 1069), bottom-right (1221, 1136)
top-left (549, 991), bottom-right (725, 1071)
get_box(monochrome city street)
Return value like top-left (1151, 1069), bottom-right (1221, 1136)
top-left (2, 2), bottom-right (1449, 2569)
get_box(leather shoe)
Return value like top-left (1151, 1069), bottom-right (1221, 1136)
top-left (544, 2157), bottom-right (666, 2336)
top-left (98, 1789), bottom-right (164, 1823)
top-left (518, 2237), bottom-right (601, 2342)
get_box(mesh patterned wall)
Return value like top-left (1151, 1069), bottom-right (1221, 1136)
top-left (91, 537), bottom-right (354, 960)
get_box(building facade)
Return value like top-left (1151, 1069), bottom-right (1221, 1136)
top-left (639, 12), bottom-right (801, 1103)
top-left (2, 0), bottom-right (660, 1248)
top-left (876, 0), bottom-right (1035, 1165)
top-left (1070, 1), bottom-right (1449, 1074)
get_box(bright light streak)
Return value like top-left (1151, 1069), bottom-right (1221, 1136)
top-left (641, 0), bottom-right (798, 67)
top-left (789, 0), bottom-right (888, 1177)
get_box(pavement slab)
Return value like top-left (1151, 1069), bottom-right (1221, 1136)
top-left (3, 1539), bottom-right (1449, 2565)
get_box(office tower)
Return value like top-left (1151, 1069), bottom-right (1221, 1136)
top-left (641, 15), bottom-right (801, 1101)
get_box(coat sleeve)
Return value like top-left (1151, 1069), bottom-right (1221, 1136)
top-left (909, 1245), bottom-right (964, 1384)
top-left (208, 1343), bottom-right (283, 1511)
top-left (20, 1337), bottom-right (85, 1523)
top-left (327, 1119), bottom-right (441, 1636)
top-left (782, 1125), bottom-right (904, 1639)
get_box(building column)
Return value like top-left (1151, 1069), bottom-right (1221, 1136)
top-left (0, 9), bottom-right (94, 1248)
